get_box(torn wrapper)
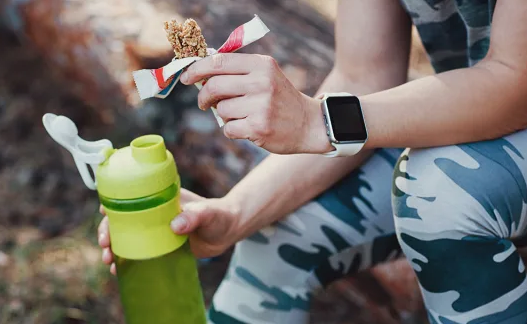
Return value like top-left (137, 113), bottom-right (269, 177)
top-left (132, 15), bottom-right (270, 127)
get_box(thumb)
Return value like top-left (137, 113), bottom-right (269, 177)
top-left (170, 202), bottom-right (211, 234)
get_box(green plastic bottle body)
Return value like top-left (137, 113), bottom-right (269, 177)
top-left (101, 185), bottom-right (207, 324)
top-left (115, 242), bottom-right (206, 324)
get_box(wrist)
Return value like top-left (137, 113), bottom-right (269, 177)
top-left (304, 95), bottom-right (334, 154)
top-left (357, 94), bottom-right (377, 150)
top-left (222, 190), bottom-right (255, 239)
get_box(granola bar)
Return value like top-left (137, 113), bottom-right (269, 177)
top-left (164, 18), bottom-right (208, 59)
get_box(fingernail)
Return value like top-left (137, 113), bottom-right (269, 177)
top-left (98, 233), bottom-right (105, 245)
top-left (171, 216), bottom-right (187, 233)
top-left (180, 72), bottom-right (189, 84)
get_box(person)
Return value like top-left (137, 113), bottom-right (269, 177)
top-left (98, 0), bottom-right (527, 323)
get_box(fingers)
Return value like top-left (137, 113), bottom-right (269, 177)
top-left (99, 205), bottom-right (106, 215)
top-left (189, 244), bottom-right (223, 260)
top-left (98, 210), bottom-right (114, 270)
top-left (216, 96), bottom-right (253, 122)
top-left (180, 188), bottom-right (205, 205)
top-left (196, 75), bottom-right (248, 110)
top-left (102, 247), bottom-right (113, 265)
top-left (98, 216), bottom-right (111, 248)
top-left (170, 202), bottom-right (211, 235)
top-left (223, 119), bottom-right (252, 140)
top-left (181, 53), bottom-right (258, 85)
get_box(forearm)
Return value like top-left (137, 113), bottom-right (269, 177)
top-left (225, 69), bottom-right (397, 236)
top-left (362, 59), bottom-right (527, 149)
top-left (218, 0), bottom-right (412, 237)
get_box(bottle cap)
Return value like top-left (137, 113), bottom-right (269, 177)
top-left (96, 134), bottom-right (177, 199)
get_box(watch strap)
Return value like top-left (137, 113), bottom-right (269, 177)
top-left (324, 141), bottom-right (365, 157)
top-left (318, 92), bottom-right (366, 157)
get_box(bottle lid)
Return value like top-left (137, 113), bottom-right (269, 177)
top-left (96, 134), bottom-right (178, 199)
top-left (43, 114), bottom-right (177, 199)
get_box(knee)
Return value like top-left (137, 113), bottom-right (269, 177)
top-left (392, 142), bottom-right (526, 240)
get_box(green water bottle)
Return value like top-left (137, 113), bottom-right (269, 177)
top-left (42, 113), bottom-right (207, 324)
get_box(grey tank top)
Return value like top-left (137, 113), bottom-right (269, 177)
top-left (400, 0), bottom-right (496, 73)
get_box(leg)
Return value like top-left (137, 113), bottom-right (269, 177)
top-left (392, 129), bottom-right (527, 323)
top-left (208, 148), bottom-right (403, 324)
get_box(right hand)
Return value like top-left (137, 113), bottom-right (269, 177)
top-left (98, 188), bottom-right (243, 275)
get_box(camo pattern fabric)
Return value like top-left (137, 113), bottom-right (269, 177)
top-left (208, 148), bottom-right (404, 324)
top-left (393, 129), bottom-right (527, 323)
top-left (399, 0), bottom-right (495, 72)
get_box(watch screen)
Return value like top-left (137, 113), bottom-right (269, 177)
top-left (327, 96), bottom-right (367, 142)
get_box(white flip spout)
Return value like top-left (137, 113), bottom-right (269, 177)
top-left (42, 113), bottom-right (113, 190)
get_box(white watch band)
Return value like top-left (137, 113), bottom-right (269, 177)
top-left (324, 140), bottom-right (365, 157)
top-left (319, 92), bottom-right (366, 158)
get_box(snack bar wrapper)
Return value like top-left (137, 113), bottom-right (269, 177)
top-left (132, 15), bottom-right (270, 127)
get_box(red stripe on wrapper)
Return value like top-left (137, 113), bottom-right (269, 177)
top-left (154, 68), bottom-right (168, 89)
top-left (218, 25), bottom-right (245, 53)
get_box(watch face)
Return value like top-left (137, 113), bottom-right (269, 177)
top-left (326, 96), bottom-right (367, 142)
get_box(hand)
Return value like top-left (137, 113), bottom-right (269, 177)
top-left (180, 53), bottom-right (333, 154)
top-left (98, 188), bottom-right (243, 274)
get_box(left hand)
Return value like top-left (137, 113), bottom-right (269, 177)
top-left (180, 53), bottom-right (333, 154)
top-left (98, 187), bottom-right (244, 274)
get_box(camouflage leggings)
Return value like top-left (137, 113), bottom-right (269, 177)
top-left (208, 129), bottom-right (527, 324)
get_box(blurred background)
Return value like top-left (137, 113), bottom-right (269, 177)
top-left (0, 0), bottom-right (435, 323)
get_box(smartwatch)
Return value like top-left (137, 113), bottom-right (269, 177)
top-left (318, 92), bottom-right (368, 157)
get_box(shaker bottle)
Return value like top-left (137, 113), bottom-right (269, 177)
top-left (42, 113), bottom-right (207, 324)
